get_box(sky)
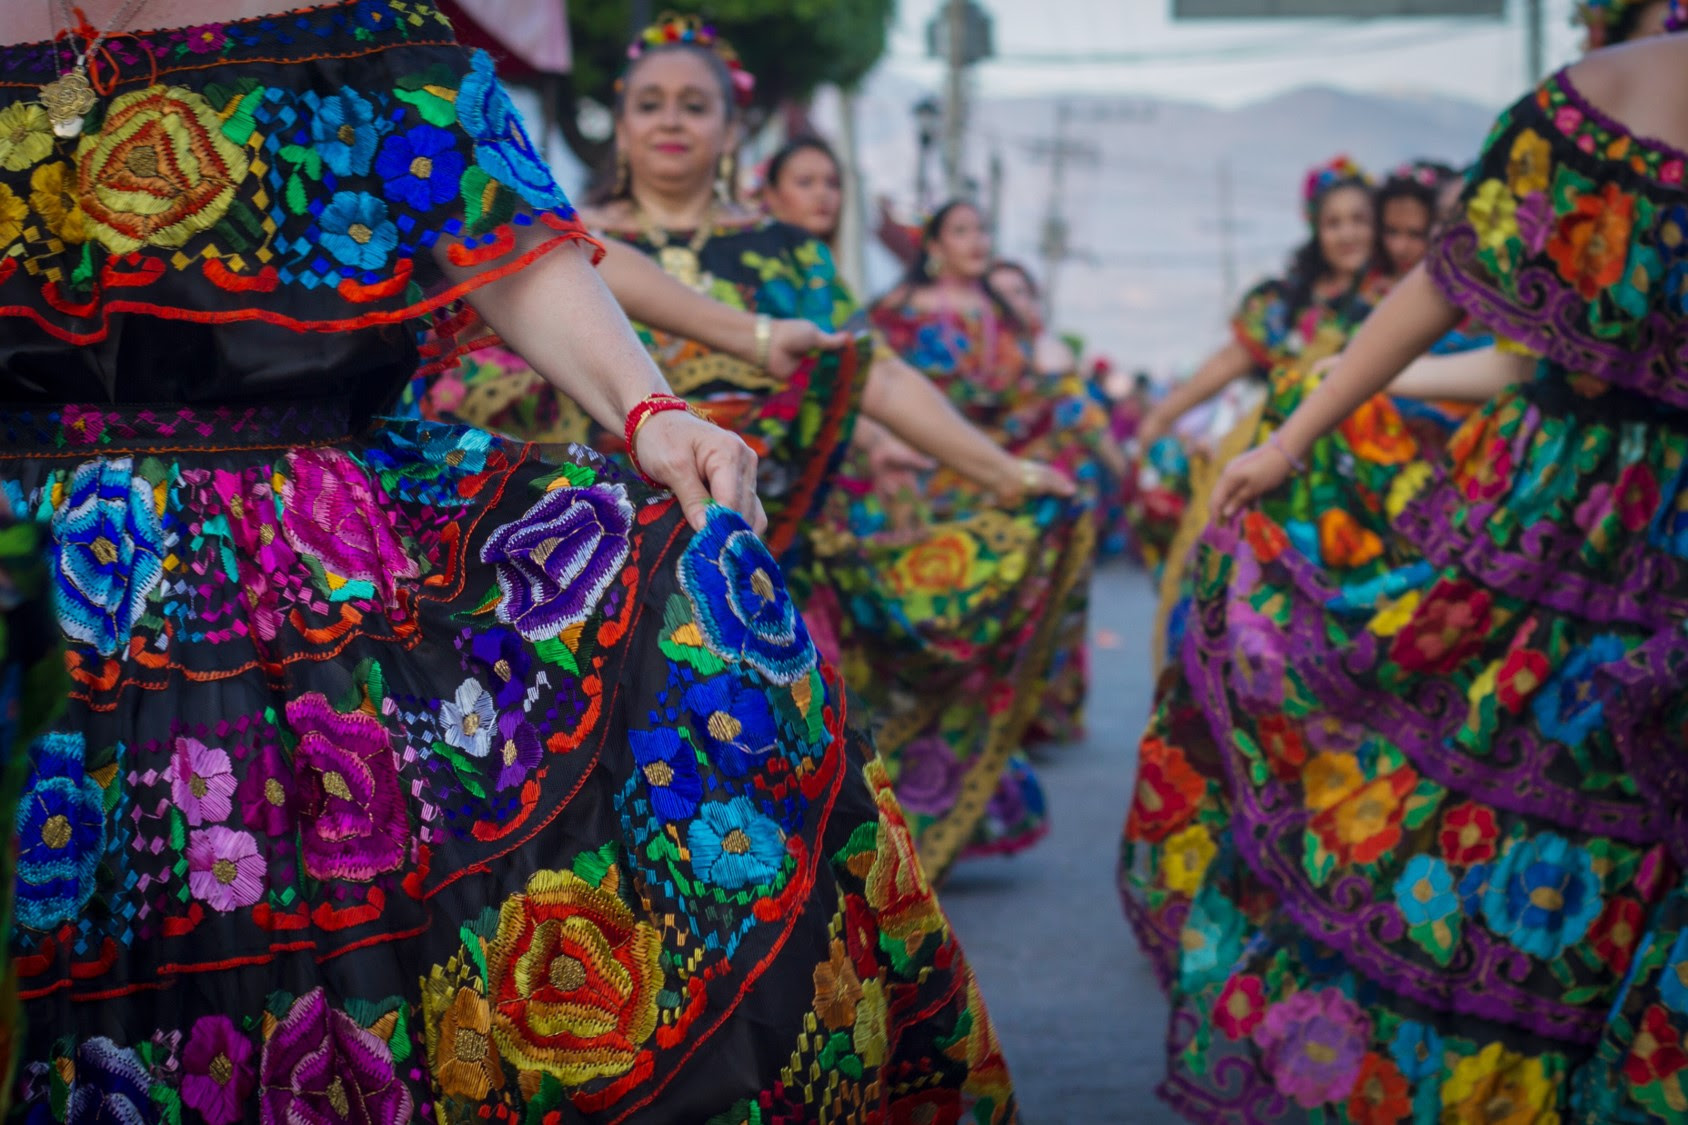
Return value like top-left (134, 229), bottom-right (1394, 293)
top-left (883, 0), bottom-right (1591, 110)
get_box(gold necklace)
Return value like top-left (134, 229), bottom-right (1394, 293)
top-left (39, 0), bottom-right (152, 138)
top-left (634, 200), bottom-right (716, 291)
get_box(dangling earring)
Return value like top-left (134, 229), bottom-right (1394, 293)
top-left (926, 248), bottom-right (945, 277)
top-left (613, 148), bottom-right (630, 197)
top-left (716, 152), bottom-right (735, 203)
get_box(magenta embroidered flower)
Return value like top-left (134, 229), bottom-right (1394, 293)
top-left (215, 468), bottom-right (298, 642)
top-left (893, 736), bottom-right (964, 816)
top-left (279, 447), bottom-right (418, 601)
top-left (480, 483), bottom-right (633, 642)
top-left (285, 693), bottom-right (408, 883)
top-left (181, 1016), bottom-right (255, 1125)
top-left (186, 826), bottom-right (264, 912)
top-left (236, 742), bottom-right (296, 837)
top-left (1252, 987), bottom-right (1370, 1109)
top-left (169, 736), bottom-right (237, 826)
top-left (258, 988), bottom-right (413, 1125)
top-left (182, 23), bottom-right (228, 54)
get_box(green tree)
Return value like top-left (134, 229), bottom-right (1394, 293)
top-left (551, 0), bottom-right (896, 173)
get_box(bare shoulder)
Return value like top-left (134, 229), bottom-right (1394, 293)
top-left (1565, 36), bottom-right (1688, 154)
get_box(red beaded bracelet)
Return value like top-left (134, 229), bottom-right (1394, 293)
top-left (624, 393), bottom-right (698, 487)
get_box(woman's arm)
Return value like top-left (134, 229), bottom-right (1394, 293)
top-left (1385, 346), bottom-right (1532, 402)
top-left (860, 354), bottom-right (1075, 502)
top-left (594, 239), bottom-right (846, 377)
top-left (443, 240), bottom-right (763, 532)
top-left (1137, 339), bottom-right (1256, 448)
top-left (1210, 264), bottom-right (1462, 522)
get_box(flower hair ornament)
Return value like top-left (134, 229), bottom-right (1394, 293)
top-left (1386, 160), bottom-right (1451, 190)
top-left (1302, 155), bottom-right (1370, 225)
top-left (1577, 0), bottom-right (1673, 45)
top-left (619, 13), bottom-right (756, 109)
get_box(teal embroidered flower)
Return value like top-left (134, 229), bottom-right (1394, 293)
top-left (1481, 832), bottom-right (1603, 959)
top-left (51, 456), bottom-right (165, 657)
top-left (686, 796), bottom-right (787, 890)
top-left (1393, 854), bottom-right (1459, 927)
top-left (456, 50), bottom-right (567, 210)
top-left (310, 87), bottom-right (389, 177)
top-left (319, 191), bottom-right (399, 271)
top-left (15, 731), bottom-right (106, 930)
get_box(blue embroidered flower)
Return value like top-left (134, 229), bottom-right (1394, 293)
top-left (1662, 205), bottom-right (1688, 315)
top-left (1660, 927), bottom-right (1688, 1015)
top-left (375, 124), bottom-right (466, 210)
top-left (67, 1038), bottom-right (158, 1125)
top-left (351, 0), bottom-right (399, 32)
top-left (1647, 461), bottom-right (1688, 558)
top-left (310, 88), bottom-right (389, 177)
top-left (683, 676), bottom-right (781, 777)
top-left (440, 678), bottom-right (496, 758)
top-left (1393, 854), bottom-right (1458, 927)
top-left (468, 628), bottom-right (531, 709)
top-left (1481, 832), bottom-right (1603, 960)
top-left (686, 796), bottom-right (787, 890)
top-left (418, 422), bottom-right (494, 476)
top-left (456, 50), bottom-right (567, 210)
top-left (319, 191), bottom-right (399, 271)
top-left (51, 457), bottom-right (165, 657)
top-left (1388, 1020), bottom-right (1443, 1083)
top-left (1177, 883), bottom-right (1245, 992)
top-left (15, 732), bottom-right (105, 931)
top-left (628, 726), bottom-right (702, 823)
top-left (1530, 634), bottom-right (1627, 749)
top-left (1458, 862), bottom-right (1489, 916)
top-left (677, 509), bottom-right (816, 686)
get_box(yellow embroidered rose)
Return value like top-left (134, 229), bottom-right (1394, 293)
top-left (30, 162), bottom-right (87, 245)
top-left (76, 85), bottom-right (250, 254)
top-left (1468, 178), bottom-right (1520, 258)
top-left (1505, 129), bottom-right (1553, 198)
top-left (0, 183), bottom-right (27, 250)
top-left (420, 972), bottom-right (505, 1102)
top-left (0, 103), bottom-right (54, 172)
top-left (1440, 1043), bottom-right (1561, 1125)
top-left (1160, 823), bottom-right (1218, 896)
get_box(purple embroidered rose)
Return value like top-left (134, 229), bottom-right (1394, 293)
top-left (279, 447), bottom-right (419, 602)
top-left (285, 693), bottom-right (408, 883)
top-left (258, 988), bottom-right (413, 1125)
top-left (181, 1015), bottom-right (255, 1125)
top-left (893, 737), bottom-right (965, 816)
top-left (480, 483), bottom-right (633, 642)
top-left (169, 736), bottom-right (237, 826)
top-left (1252, 988), bottom-right (1370, 1109)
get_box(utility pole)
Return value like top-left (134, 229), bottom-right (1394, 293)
top-left (1217, 157), bottom-right (1238, 309)
top-left (942, 0), bottom-right (967, 198)
top-left (1037, 102), bottom-right (1076, 319)
top-left (1524, 0), bottom-right (1545, 83)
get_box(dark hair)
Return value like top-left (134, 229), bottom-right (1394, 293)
top-left (1282, 178), bottom-right (1373, 327)
top-left (590, 43), bottom-right (741, 205)
top-left (883, 200), bottom-right (1022, 330)
top-left (765, 135), bottom-right (839, 191)
top-left (987, 259), bottom-right (1038, 297)
top-left (1610, 0), bottom-right (1666, 43)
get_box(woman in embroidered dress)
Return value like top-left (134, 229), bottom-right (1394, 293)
top-left (0, 2), bottom-right (1019, 1121)
top-left (1159, 21), bottom-right (1688, 1121)
top-left (987, 258), bottom-right (1126, 747)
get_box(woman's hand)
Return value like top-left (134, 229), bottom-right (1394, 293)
top-left (633, 411), bottom-right (767, 534)
top-left (1210, 444), bottom-right (1293, 524)
top-left (1136, 403), bottom-right (1177, 449)
top-left (766, 319), bottom-right (848, 377)
top-left (994, 458), bottom-right (1077, 507)
top-left (866, 430), bottom-right (938, 494)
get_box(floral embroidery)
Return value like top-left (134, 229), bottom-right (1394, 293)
top-left (181, 1016), bottom-right (256, 1125)
top-left (68, 1038), bottom-right (159, 1125)
top-left (1481, 833), bottom-right (1603, 959)
top-left (280, 447), bottom-right (419, 601)
top-left (318, 191), bottom-right (400, 271)
top-left (481, 483), bottom-right (633, 642)
top-left (258, 989), bottom-right (413, 1125)
top-left (185, 826), bottom-right (264, 912)
top-left (51, 457), bottom-right (166, 658)
top-left (168, 735), bottom-right (237, 826)
top-left (687, 797), bottom-right (788, 889)
top-left (285, 692), bottom-right (407, 883)
top-left (0, 102), bottom-right (52, 173)
top-left (678, 509), bottom-right (816, 685)
top-left (14, 731), bottom-right (105, 930)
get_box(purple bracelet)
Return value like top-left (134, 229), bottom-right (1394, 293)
top-left (1268, 432), bottom-right (1305, 474)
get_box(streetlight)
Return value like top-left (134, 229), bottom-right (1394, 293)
top-left (913, 96), bottom-right (941, 213)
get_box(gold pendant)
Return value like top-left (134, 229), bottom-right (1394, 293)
top-left (39, 68), bottom-right (98, 138)
top-left (657, 246), bottom-right (705, 291)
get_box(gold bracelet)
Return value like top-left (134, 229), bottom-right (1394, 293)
top-left (753, 314), bottom-right (773, 370)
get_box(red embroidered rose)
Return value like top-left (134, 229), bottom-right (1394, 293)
top-left (1388, 579), bottom-right (1494, 675)
top-left (1547, 181), bottom-right (1636, 301)
top-left (1126, 737), bottom-right (1207, 844)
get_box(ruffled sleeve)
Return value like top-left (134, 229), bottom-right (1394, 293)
top-left (0, 11), bottom-right (600, 346)
top-left (1425, 70), bottom-right (1688, 407)
top-left (1229, 278), bottom-right (1290, 370)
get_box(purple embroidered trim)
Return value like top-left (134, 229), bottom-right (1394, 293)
top-left (1119, 882), bottom-right (1184, 993)
top-left (0, 399), bottom-right (359, 454)
top-left (1598, 627), bottom-right (1688, 868)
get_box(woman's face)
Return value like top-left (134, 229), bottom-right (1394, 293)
top-left (988, 266), bottom-right (1042, 330)
top-left (1380, 195), bottom-right (1433, 275)
top-left (764, 147), bottom-right (842, 240)
top-left (616, 50), bottom-right (734, 197)
top-left (930, 204), bottom-right (992, 280)
top-left (1316, 185), bottom-right (1375, 279)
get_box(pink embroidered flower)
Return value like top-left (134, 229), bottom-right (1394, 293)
top-left (894, 736), bottom-right (965, 816)
top-left (185, 827), bottom-right (264, 912)
top-left (1214, 975), bottom-right (1267, 1040)
top-left (285, 692), bottom-right (408, 882)
top-left (279, 447), bottom-right (418, 602)
top-left (258, 989), bottom-right (413, 1125)
top-left (1553, 105), bottom-right (1584, 135)
top-left (169, 736), bottom-right (237, 826)
top-left (1615, 463), bottom-right (1661, 533)
top-left (181, 1015), bottom-right (255, 1125)
top-left (216, 467), bottom-right (299, 642)
top-left (1662, 159), bottom-right (1684, 187)
top-left (1253, 988), bottom-right (1370, 1109)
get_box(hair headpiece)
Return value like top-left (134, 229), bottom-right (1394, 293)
top-left (622, 13), bottom-right (756, 109)
top-left (1577, 0), bottom-right (1676, 45)
top-left (1385, 160), bottom-right (1451, 190)
top-left (1302, 155), bottom-right (1370, 224)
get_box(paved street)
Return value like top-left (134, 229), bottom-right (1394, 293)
top-left (942, 560), bottom-right (1185, 1125)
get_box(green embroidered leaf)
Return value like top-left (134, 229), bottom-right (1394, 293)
top-left (285, 172), bottom-right (309, 217)
top-left (394, 85), bottom-right (458, 127)
top-left (571, 842), bottom-right (620, 887)
top-left (532, 635), bottom-right (580, 676)
top-left (1407, 917), bottom-right (1460, 967)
